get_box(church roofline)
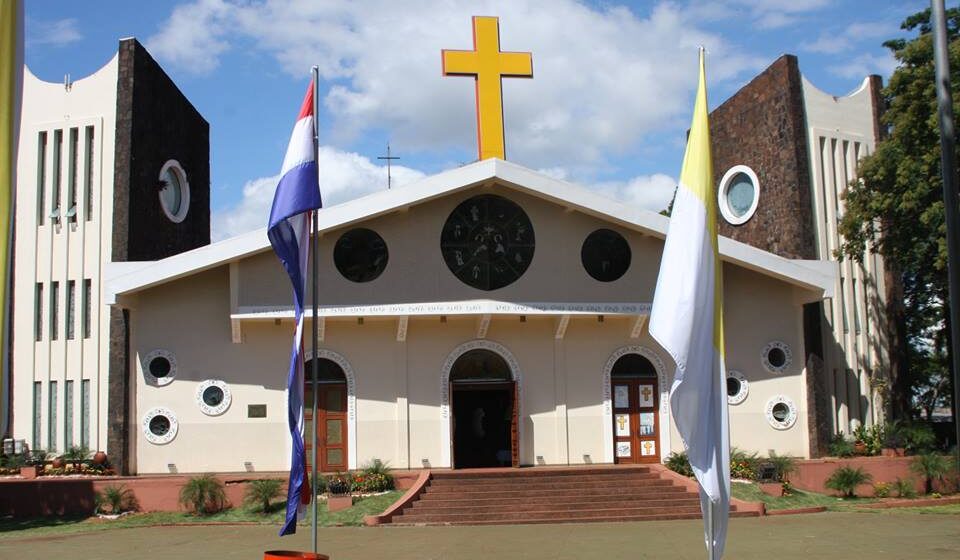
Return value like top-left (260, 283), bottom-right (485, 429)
top-left (105, 158), bottom-right (835, 304)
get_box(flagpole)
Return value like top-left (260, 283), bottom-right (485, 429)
top-left (310, 64), bottom-right (320, 556)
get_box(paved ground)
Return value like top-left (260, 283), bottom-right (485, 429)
top-left (1, 512), bottom-right (958, 559)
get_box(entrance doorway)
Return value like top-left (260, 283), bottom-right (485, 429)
top-left (304, 357), bottom-right (348, 472)
top-left (611, 353), bottom-right (660, 464)
top-left (450, 349), bottom-right (518, 468)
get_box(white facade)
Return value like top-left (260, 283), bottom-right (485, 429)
top-left (11, 58), bottom-right (119, 454)
top-left (802, 76), bottom-right (888, 434)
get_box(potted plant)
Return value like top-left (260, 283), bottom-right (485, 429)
top-left (326, 473), bottom-right (353, 512)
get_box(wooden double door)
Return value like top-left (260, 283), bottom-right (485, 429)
top-left (304, 382), bottom-right (348, 472)
top-left (612, 377), bottom-right (660, 464)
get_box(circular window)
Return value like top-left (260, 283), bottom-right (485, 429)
top-left (143, 349), bottom-right (177, 386)
top-left (158, 160), bottom-right (190, 223)
top-left (761, 341), bottom-right (792, 374)
top-left (440, 194), bottom-right (535, 291)
top-left (765, 395), bottom-right (798, 430)
top-left (717, 165), bottom-right (759, 225)
top-left (196, 379), bottom-right (232, 416)
top-left (726, 370), bottom-right (749, 405)
top-left (142, 407), bottom-right (179, 444)
top-left (581, 229), bottom-right (631, 282)
top-left (334, 228), bottom-right (389, 283)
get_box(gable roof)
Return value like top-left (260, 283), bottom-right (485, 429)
top-left (105, 158), bottom-right (835, 303)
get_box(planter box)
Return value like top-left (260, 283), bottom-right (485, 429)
top-left (19, 466), bottom-right (38, 479)
top-left (880, 448), bottom-right (906, 457)
top-left (327, 494), bottom-right (353, 512)
top-left (759, 482), bottom-right (783, 497)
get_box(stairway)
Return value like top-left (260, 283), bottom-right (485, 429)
top-left (389, 465), bottom-right (758, 526)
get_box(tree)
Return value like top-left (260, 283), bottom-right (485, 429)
top-left (837, 7), bottom-right (959, 421)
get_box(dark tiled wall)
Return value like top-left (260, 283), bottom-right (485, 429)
top-left (113, 38), bottom-right (210, 262)
top-left (710, 54), bottom-right (817, 260)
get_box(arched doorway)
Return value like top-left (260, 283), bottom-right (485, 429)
top-left (304, 357), bottom-right (348, 472)
top-left (449, 349), bottom-right (519, 468)
top-left (610, 352), bottom-right (661, 464)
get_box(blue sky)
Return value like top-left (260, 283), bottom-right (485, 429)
top-left (24, 0), bottom-right (929, 240)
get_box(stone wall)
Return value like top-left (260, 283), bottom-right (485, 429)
top-left (710, 54), bottom-right (817, 260)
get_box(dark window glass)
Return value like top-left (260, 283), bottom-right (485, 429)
top-left (202, 386), bottom-right (224, 407)
top-left (767, 348), bottom-right (787, 369)
top-left (50, 281), bottom-right (59, 341)
top-left (305, 357), bottom-right (347, 384)
top-left (450, 349), bottom-right (511, 382)
top-left (727, 377), bottom-right (741, 397)
top-left (772, 403), bottom-right (790, 422)
top-left (37, 132), bottom-right (47, 225)
top-left (68, 127), bottom-right (78, 221)
top-left (84, 126), bottom-right (94, 221)
top-left (52, 130), bottom-right (62, 214)
top-left (333, 228), bottom-right (389, 282)
top-left (35, 283), bottom-right (43, 341)
top-left (440, 194), bottom-right (535, 291)
top-left (66, 280), bottom-right (75, 340)
top-left (611, 354), bottom-right (657, 378)
top-left (149, 356), bottom-right (172, 378)
top-left (149, 415), bottom-right (171, 436)
top-left (581, 228), bottom-right (631, 282)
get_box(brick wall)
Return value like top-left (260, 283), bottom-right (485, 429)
top-left (710, 54), bottom-right (816, 260)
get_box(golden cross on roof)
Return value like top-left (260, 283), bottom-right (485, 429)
top-left (442, 16), bottom-right (533, 161)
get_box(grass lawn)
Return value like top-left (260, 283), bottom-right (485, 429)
top-left (731, 481), bottom-right (878, 511)
top-left (0, 490), bottom-right (403, 540)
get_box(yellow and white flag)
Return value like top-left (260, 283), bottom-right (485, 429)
top-left (0, 0), bottom-right (23, 438)
top-left (649, 48), bottom-right (730, 559)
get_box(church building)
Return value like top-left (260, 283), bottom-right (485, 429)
top-left (9, 19), bottom-right (889, 476)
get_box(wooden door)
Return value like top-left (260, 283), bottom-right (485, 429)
top-left (304, 383), bottom-right (348, 472)
top-left (612, 378), bottom-right (659, 464)
top-left (511, 381), bottom-right (519, 468)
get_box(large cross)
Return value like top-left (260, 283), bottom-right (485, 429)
top-left (442, 16), bottom-right (533, 161)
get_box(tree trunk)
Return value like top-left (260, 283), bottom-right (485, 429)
top-left (884, 259), bottom-right (911, 420)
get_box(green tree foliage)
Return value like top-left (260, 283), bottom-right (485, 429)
top-left (837, 7), bottom-right (960, 419)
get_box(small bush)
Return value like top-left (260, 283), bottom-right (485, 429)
top-left (97, 484), bottom-right (137, 514)
top-left (825, 466), bottom-right (872, 498)
top-left (901, 423), bottom-right (936, 455)
top-left (179, 474), bottom-right (227, 515)
top-left (910, 453), bottom-right (954, 495)
top-left (361, 458), bottom-right (392, 477)
top-left (893, 477), bottom-right (917, 499)
top-left (244, 479), bottom-right (284, 513)
top-left (666, 451), bottom-right (693, 477)
top-left (873, 481), bottom-right (891, 498)
top-left (351, 472), bottom-right (393, 493)
top-left (730, 448), bottom-right (760, 480)
top-left (828, 433), bottom-right (855, 458)
top-left (766, 451), bottom-right (796, 482)
top-left (62, 445), bottom-right (91, 471)
top-left (326, 473), bottom-right (351, 495)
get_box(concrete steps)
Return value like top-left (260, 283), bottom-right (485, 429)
top-left (389, 466), bottom-right (756, 526)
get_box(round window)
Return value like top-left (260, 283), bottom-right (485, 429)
top-left (158, 160), bottom-right (190, 223)
top-left (581, 229), bottom-right (632, 282)
top-left (142, 407), bottom-right (179, 444)
top-left (718, 165), bottom-right (760, 225)
top-left (196, 379), bottom-right (232, 416)
top-left (440, 194), bottom-right (535, 291)
top-left (333, 228), bottom-right (389, 282)
top-left (765, 395), bottom-right (797, 430)
top-left (143, 349), bottom-right (177, 386)
top-left (726, 370), bottom-right (749, 405)
top-left (761, 341), bottom-right (792, 374)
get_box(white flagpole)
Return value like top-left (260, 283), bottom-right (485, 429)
top-left (310, 64), bottom-right (320, 556)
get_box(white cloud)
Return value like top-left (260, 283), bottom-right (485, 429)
top-left (211, 146), bottom-right (425, 240)
top-left (593, 173), bottom-right (677, 214)
top-left (148, 1), bottom-right (764, 176)
top-left (827, 52), bottom-right (897, 80)
top-left (145, 0), bottom-right (234, 74)
top-left (802, 20), bottom-right (895, 54)
top-left (26, 18), bottom-right (83, 47)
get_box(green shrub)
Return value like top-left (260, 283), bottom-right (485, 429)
top-left (828, 433), bottom-right (855, 457)
top-left (730, 448), bottom-right (760, 480)
top-left (62, 445), bottom-right (91, 471)
top-left (893, 477), bottom-right (917, 499)
top-left (766, 451), bottom-right (797, 482)
top-left (910, 453), bottom-right (954, 495)
top-left (179, 474), bottom-right (227, 515)
top-left (901, 423), bottom-right (936, 455)
top-left (825, 466), bottom-right (872, 498)
top-left (361, 458), bottom-right (392, 477)
top-left (326, 473), bottom-right (351, 495)
top-left (665, 451), bottom-right (693, 477)
top-left (873, 481), bottom-right (891, 498)
top-left (97, 484), bottom-right (136, 514)
top-left (351, 472), bottom-right (393, 493)
top-left (244, 479), bottom-right (284, 513)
